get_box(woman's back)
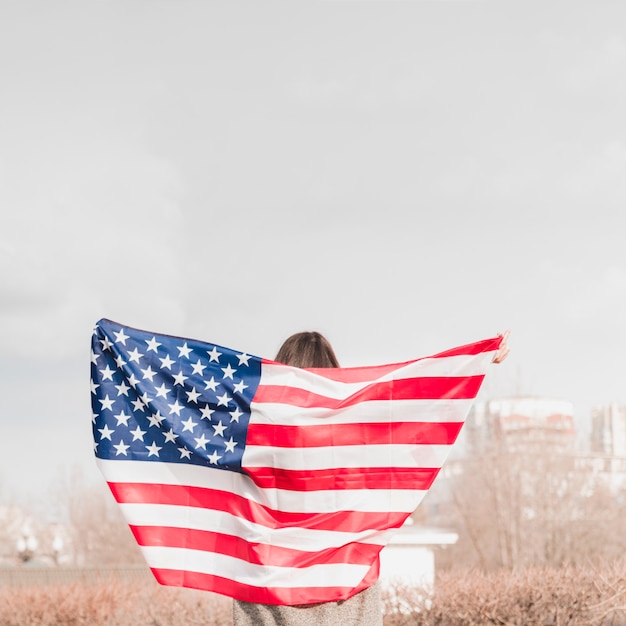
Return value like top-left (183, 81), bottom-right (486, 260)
top-left (233, 582), bottom-right (382, 626)
top-left (232, 331), bottom-right (383, 626)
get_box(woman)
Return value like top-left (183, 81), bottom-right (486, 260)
top-left (233, 330), bottom-right (510, 625)
top-left (233, 330), bottom-right (384, 626)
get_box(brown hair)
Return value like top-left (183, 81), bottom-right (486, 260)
top-left (274, 331), bottom-right (340, 368)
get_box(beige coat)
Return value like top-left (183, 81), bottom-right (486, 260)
top-left (232, 582), bottom-right (382, 626)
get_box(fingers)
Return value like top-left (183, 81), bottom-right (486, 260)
top-left (493, 346), bottom-right (510, 363)
top-left (493, 329), bottom-right (511, 363)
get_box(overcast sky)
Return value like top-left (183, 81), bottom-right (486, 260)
top-left (1, 1), bottom-right (625, 513)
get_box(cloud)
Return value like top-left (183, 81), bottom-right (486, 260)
top-left (558, 140), bottom-right (626, 201)
top-left (290, 78), bottom-right (350, 105)
top-left (288, 68), bottom-right (429, 110)
top-left (564, 35), bottom-right (626, 92)
top-left (0, 133), bottom-right (187, 359)
top-left (564, 265), bottom-right (626, 326)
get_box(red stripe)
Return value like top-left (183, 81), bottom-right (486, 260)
top-left (254, 375), bottom-right (484, 408)
top-left (108, 482), bottom-right (413, 532)
top-left (244, 466), bottom-right (440, 491)
top-left (246, 421), bottom-right (463, 448)
top-left (260, 337), bottom-right (500, 383)
top-left (131, 525), bottom-right (383, 567)
top-left (151, 560), bottom-right (380, 605)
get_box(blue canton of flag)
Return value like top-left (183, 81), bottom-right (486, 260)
top-left (91, 319), bottom-right (261, 471)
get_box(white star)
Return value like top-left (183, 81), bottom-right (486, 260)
top-left (204, 376), bottom-right (219, 392)
top-left (141, 365), bottom-right (156, 382)
top-left (194, 433), bottom-right (210, 450)
top-left (186, 387), bottom-right (201, 404)
top-left (229, 407), bottom-right (243, 423)
top-left (115, 381), bottom-right (130, 397)
top-left (98, 424), bottom-right (114, 440)
top-left (141, 366), bottom-right (157, 382)
top-left (216, 392), bottom-right (231, 407)
top-left (207, 346), bottom-right (222, 362)
top-left (128, 373), bottom-right (140, 388)
top-left (148, 411), bottom-right (164, 428)
top-left (99, 365), bottom-right (115, 381)
top-left (233, 380), bottom-right (248, 394)
top-left (91, 412), bottom-right (98, 424)
top-left (139, 392), bottom-right (151, 407)
top-left (163, 428), bottom-right (177, 443)
top-left (212, 421), bottom-right (227, 437)
top-left (177, 342), bottom-right (192, 358)
top-left (130, 397), bottom-right (145, 412)
top-left (237, 352), bottom-right (251, 366)
top-left (145, 337), bottom-right (162, 352)
top-left (98, 395), bottom-right (115, 411)
top-left (113, 440), bottom-right (130, 456)
top-left (130, 426), bottom-right (146, 441)
top-left (178, 447), bottom-right (191, 460)
top-left (127, 348), bottom-right (143, 363)
top-left (172, 370), bottom-right (188, 386)
top-left (168, 400), bottom-right (184, 416)
top-left (99, 336), bottom-right (113, 351)
top-left (114, 410), bottom-right (131, 426)
top-left (221, 364), bottom-right (236, 380)
top-left (90, 350), bottom-right (100, 365)
top-left (207, 450), bottom-right (222, 464)
top-left (90, 380), bottom-right (100, 395)
top-left (115, 354), bottom-right (127, 368)
top-left (224, 437), bottom-right (237, 453)
top-left (113, 329), bottom-right (129, 345)
top-left (154, 383), bottom-right (170, 398)
top-left (200, 404), bottom-right (215, 420)
top-left (181, 416), bottom-right (197, 432)
top-left (159, 354), bottom-right (175, 369)
top-left (146, 442), bottom-right (162, 457)
top-left (191, 359), bottom-right (206, 375)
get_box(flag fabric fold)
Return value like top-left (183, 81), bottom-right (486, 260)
top-left (90, 319), bottom-right (501, 605)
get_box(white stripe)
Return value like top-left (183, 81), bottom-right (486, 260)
top-left (250, 398), bottom-right (474, 426)
top-left (261, 352), bottom-right (495, 398)
top-left (97, 459), bottom-right (423, 513)
top-left (267, 487), bottom-right (424, 517)
top-left (119, 503), bottom-right (389, 551)
top-left (242, 443), bottom-right (452, 471)
top-left (141, 545), bottom-right (371, 589)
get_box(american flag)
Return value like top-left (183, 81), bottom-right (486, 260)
top-left (91, 318), bottom-right (502, 605)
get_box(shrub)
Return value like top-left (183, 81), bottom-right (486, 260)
top-left (0, 577), bottom-right (231, 626)
top-left (382, 561), bottom-right (626, 625)
top-left (1, 562), bottom-right (624, 625)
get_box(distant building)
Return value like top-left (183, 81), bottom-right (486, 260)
top-left (467, 396), bottom-right (576, 450)
top-left (590, 403), bottom-right (626, 457)
top-left (586, 403), bottom-right (626, 492)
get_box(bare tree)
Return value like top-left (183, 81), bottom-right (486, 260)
top-left (50, 466), bottom-right (143, 566)
top-left (431, 431), bottom-right (626, 570)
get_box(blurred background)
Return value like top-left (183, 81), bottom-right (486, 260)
top-left (0, 1), bottom-right (624, 571)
